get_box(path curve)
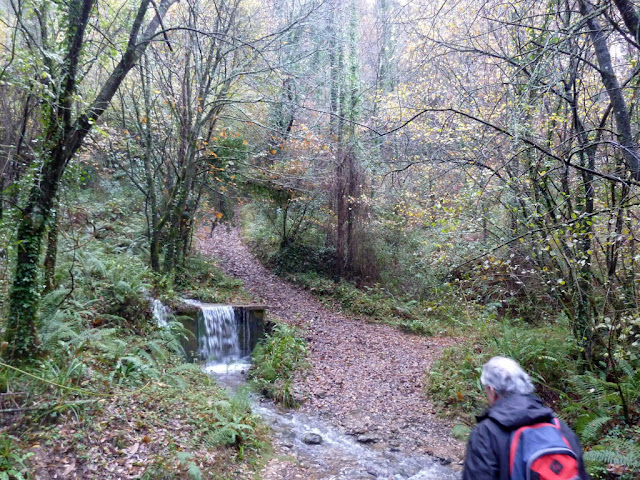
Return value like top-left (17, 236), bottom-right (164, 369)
top-left (196, 226), bottom-right (465, 475)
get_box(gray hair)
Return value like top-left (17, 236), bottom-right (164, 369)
top-left (480, 356), bottom-right (534, 398)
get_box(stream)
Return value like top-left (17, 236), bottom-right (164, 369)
top-left (159, 300), bottom-right (462, 479)
top-left (215, 368), bottom-right (461, 480)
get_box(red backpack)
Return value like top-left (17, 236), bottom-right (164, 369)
top-left (509, 417), bottom-right (580, 480)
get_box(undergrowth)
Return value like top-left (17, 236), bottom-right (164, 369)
top-left (426, 315), bottom-right (640, 479)
top-left (169, 254), bottom-right (251, 305)
top-left (1, 281), bottom-right (267, 477)
top-left (0, 180), bottom-right (267, 478)
top-left (280, 271), bottom-right (472, 336)
top-left (248, 322), bottom-right (309, 408)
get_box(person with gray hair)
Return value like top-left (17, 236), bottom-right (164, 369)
top-left (462, 356), bottom-right (589, 479)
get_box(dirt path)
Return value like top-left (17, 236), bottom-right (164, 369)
top-left (196, 226), bottom-right (465, 477)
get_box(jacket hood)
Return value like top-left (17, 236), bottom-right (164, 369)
top-left (478, 393), bottom-right (554, 430)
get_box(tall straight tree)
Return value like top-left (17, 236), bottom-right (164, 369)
top-left (4, 0), bottom-right (177, 362)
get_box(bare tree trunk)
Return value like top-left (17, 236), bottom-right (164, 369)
top-left (580, 0), bottom-right (640, 179)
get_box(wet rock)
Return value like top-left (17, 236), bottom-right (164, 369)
top-left (356, 434), bottom-right (380, 444)
top-left (302, 432), bottom-right (323, 445)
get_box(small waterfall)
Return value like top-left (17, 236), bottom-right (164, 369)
top-left (151, 299), bottom-right (171, 327)
top-left (199, 305), bottom-right (242, 363)
top-left (183, 300), bottom-right (257, 375)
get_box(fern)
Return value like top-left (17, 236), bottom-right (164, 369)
top-left (580, 415), bottom-right (612, 443)
top-left (584, 445), bottom-right (639, 466)
top-left (571, 373), bottom-right (615, 400)
top-left (150, 320), bottom-right (188, 358)
top-left (71, 326), bottom-right (119, 349)
top-left (40, 289), bottom-right (73, 322)
top-left (39, 310), bottom-right (81, 352)
top-left (145, 340), bottom-right (169, 363)
top-left (204, 414), bottom-right (255, 448)
top-left (176, 452), bottom-right (203, 480)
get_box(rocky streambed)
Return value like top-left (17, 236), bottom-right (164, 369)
top-left (215, 370), bottom-right (462, 480)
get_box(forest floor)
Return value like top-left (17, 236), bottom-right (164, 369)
top-left (197, 226), bottom-right (466, 478)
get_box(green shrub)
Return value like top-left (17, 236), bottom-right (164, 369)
top-left (427, 344), bottom-right (486, 418)
top-left (486, 319), bottom-right (579, 405)
top-left (426, 318), bottom-right (581, 419)
top-left (201, 391), bottom-right (261, 457)
top-left (269, 243), bottom-right (335, 276)
top-left (249, 323), bottom-right (308, 408)
top-left (284, 272), bottom-right (468, 336)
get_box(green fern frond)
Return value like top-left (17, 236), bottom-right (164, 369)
top-left (40, 289), bottom-right (73, 322)
top-left (584, 449), bottom-right (634, 465)
top-left (145, 340), bottom-right (168, 362)
top-left (580, 416), bottom-right (612, 443)
top-left (617, 359), bottom-right (636, 378)
top-left (72, 327), bottom-right (119, 348)
top-left (537, 355), bottom-right (559, 364)
top-left (39, 311), bottom-right (81, 351)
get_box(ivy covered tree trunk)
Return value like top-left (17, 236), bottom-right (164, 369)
top-left (6, 192), bottom-right (51, 358)
top-left (43, 205), bottom-right (59, 294)
top-left (3, 0), bottom-right (177, 362)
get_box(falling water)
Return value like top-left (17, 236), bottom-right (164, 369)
top-left (183, 300), bottom-right (254, 375)
top-left (199, 305), bottom-right (240, 360)
top-left (151, 299), bottom-right (171, 327)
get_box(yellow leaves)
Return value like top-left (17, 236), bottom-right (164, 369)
top-left (215, 212), bottom-right (223, 219)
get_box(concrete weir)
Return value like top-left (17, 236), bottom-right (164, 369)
top-left (173, 300), bottom-right (270, 365)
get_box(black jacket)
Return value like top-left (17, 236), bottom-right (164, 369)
top-left (462, 393), bottom-right (590, 480)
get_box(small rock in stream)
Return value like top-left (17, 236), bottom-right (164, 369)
top-left (356, 434), bottom-right (380, 444)
top-left (301, 432), bottom-right (323, 445)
